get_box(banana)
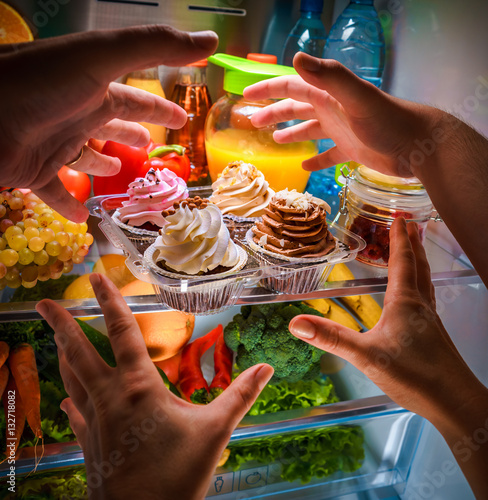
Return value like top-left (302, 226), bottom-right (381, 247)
top-left (327, 263), bottom-right (383, 330)
top-left (304, 298), bottom-right (362, 332)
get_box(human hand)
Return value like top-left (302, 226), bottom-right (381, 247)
top-left (243, 52), bottom-right (440, 178)
top-left (36, 274), bottom-right (273, 500)
top-left (0, 26), bottom-right (218, 222)
top-left (289, 218), bottom-right (483, 423)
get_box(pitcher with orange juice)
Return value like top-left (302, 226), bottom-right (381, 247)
top-left (205, 55), bottom-right (317, 192)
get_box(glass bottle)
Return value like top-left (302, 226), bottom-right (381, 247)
top-left (124, 67), bottom-right (166, 144)
top-left (166, 59), bottom-right (212, 186)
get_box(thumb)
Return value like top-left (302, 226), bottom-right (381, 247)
top-left (289, 314), bottom-right (367, 365)
top-left (293, 53), bottom-right (383, 118)
top-left (207, 364), bottom-right (274, 428)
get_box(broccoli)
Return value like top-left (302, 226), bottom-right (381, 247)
top-left (224, 302), bottom-right (325, 383)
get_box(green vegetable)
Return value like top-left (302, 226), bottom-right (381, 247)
top-left (75, 319), bottom-right (116, 367)
top-left (248, 377), bottom-right (339, 416)
top-left (224, 303), bottom-right (325, 383)
top-left (0, 468), bottom-right (87, 499)
top-left (227, 426), bottom-right (365, 484)
top-left (0, 320), bottom-right (54, 352)
top-left (10, 274), bottom-right (80, 302)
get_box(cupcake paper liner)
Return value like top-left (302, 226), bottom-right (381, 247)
top-left (112, 210), bottom-right (160, 253)
top-left (144, 244), bottom-right (248, 315)
top-left (245, 228), bottom-right (339, 294)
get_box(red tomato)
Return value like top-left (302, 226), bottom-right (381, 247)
top-left (58, 166), bottom-right (92, 203)
top-left (93, 141), bottom-right (148, 196)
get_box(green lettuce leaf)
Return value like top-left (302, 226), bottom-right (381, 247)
top-left (227, 426), bottom-right (365, 484)
top-left (226, 376), bottom-right (364, 484)
top-left (1, 468), bottom-right (87, 499)
top-left (248, 376), bottom-right (339, 415)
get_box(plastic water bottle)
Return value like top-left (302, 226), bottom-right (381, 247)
top-left (307, 0), bottom-right (385, 214)
top-left (305, 138), bottom-right (342, 218)
top-left (281, 0), bottom-right (328, 67)
top-left (323, 0), bottom-right (385, 87)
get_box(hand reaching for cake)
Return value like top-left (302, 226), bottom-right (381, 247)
top-left (36, 273), bottom-right (274, 500)
top-left (244, 52), bottom-right (488, 288)
top-left (0, 26), bottom-right (218, 222)
top-left (289, 218), bottom-right (488, 498)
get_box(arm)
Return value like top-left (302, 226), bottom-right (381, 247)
top-left (0, 26), bottom-right (218, 222)
top-left (289, 218), bottom-right (488, 498)
top-left (36, 274), bottom-right (273, 500)
top-left (243, 53), bottom-right (488, 287)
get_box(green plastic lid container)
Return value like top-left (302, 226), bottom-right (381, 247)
top-left (208, 53), bottom-right (298, 95)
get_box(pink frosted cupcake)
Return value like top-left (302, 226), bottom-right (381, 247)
top-left (113, 167), bottom-right (188, 250)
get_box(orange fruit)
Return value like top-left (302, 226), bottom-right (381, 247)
top-left (119, 279), bottom-right (155, 297)
top-left (92, 254), bottom-right (136, 289)
top-left (135, 311), bottom-right (195, 362)
top-left (0, 2), bottom-right (34, 44)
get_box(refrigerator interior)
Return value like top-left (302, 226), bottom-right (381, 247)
top-left (2, 0), bottom-right (488, 498)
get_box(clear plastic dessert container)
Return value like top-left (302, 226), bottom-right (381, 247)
top-left (244, 224), bottom-right (363, 294)
top-left (111, 210), bottom-right (159, 254)
top-left (86, 194), bottom-right (366, 314)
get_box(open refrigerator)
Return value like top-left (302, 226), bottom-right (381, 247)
top-left (1, 0), bottom-right (488, 498)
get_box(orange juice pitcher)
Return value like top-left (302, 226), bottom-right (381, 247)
top-left (205, 54), bottom-right (317, 192)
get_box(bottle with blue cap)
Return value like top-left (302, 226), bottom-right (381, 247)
top-left (205, 54), bottom-right (317, 193)
top-left (281, 0), bottom-right (328, 67)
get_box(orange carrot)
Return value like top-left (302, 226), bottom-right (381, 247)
top-left (0, 341), bottom-right (9, 368)
top-left (8, 344), bottom-right (42, 439)
top-left (0, 364), bottom-right (9, 401)
top-left (2, 374), bottom-right (26, 456)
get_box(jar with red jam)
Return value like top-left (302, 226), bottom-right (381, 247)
top-left (337, 166), bottom-right (436, 267)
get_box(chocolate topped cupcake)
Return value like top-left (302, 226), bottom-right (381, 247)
top-left (252, 189), bottom-right (335, 258)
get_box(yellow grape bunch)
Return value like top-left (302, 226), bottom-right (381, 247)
top-left (0, 189), bottom-right (94, 289)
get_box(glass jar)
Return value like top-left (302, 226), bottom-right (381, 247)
top-left (337, 166), bottom-right (436, 267)
top-left (205, 54), bottom-right (317, 192)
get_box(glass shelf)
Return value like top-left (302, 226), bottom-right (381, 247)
top-left (0, 215), bottom-right (479, 322)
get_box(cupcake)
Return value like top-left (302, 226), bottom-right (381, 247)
top-left (145, 197), bottom-right (248, 314)
top-left (113, 167), bottom-right (188, 251)
top-left (247, 189), bottom-right (337, 294)
top-left (209, 161), bottom-right (274, 237)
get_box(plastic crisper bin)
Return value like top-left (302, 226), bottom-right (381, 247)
top-left (86, 193), bottom-right (365, 315)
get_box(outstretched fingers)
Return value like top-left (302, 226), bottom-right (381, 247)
top-left (407, 222), bottom-right (435, 306)
top-left (207, 364), bottom-right (274, 429)
top-left (289, 315), bottom-right (369, 370)
top-left (89, 273), bottom-right (153, 371)
top-left (384, 218), bottom-right (419, 303)
top-left (294, 53), bottom-right (384, 120)
top-left (273, 119), bottom-right (325, 144)
top-left (36, 299), bottom-right (111, 392)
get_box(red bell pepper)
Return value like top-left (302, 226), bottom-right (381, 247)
top-left (92, 140), bottom-right (148, 196)
top-left (178, 324), bottom-right (223, 404)
top-left (144, 144), bottom-right (191, 182)
top-left (209, 330), bottom-right (234, 400)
